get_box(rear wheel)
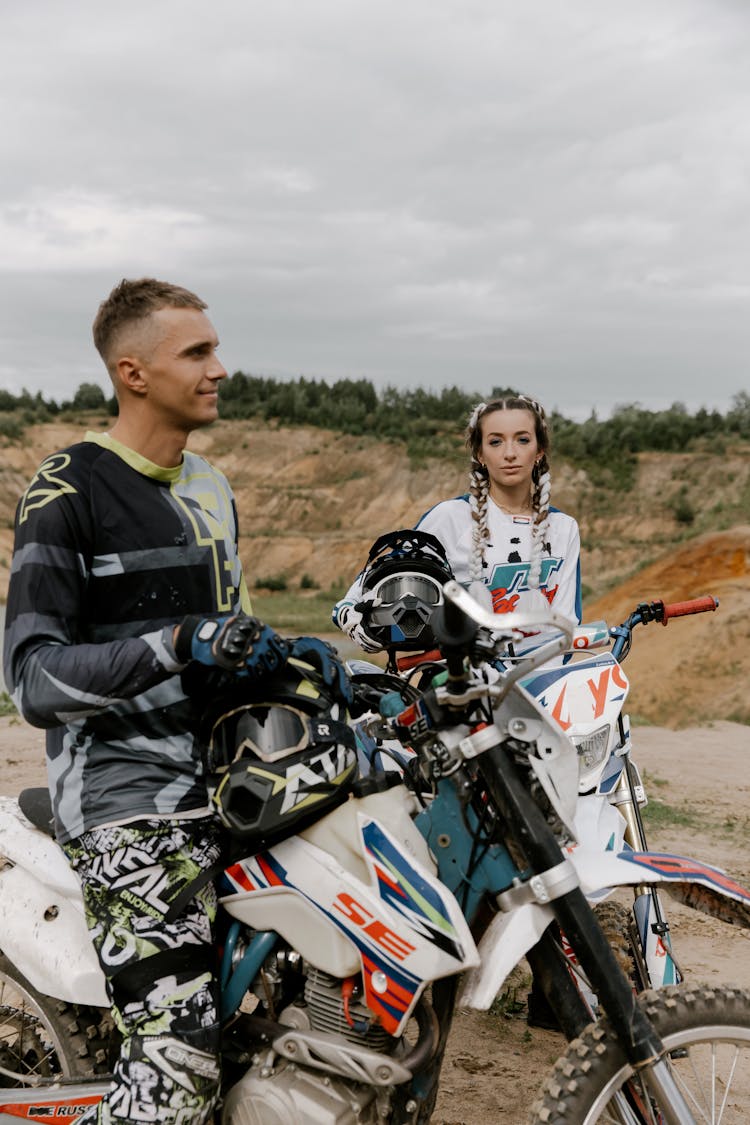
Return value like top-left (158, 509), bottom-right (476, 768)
top-left (0, 952), bottom-right (116, 1083)
top-left (530, 983), bottom-right (750, 1123)
top-left (593, 900), bottom-right (645, 990)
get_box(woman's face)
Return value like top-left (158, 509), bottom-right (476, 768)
top-left (478, 407), bottom-right (540, 493)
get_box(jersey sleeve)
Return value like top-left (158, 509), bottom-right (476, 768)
top-left (331, 571), bottom-right (366, 630)
top-left (3, 473), bottom-right (182, 730)
top-left (551, 516), bottom-right (582, 623)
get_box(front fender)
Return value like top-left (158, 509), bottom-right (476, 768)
top-left (570, 848), bottom-right (750, 929)
top-left (458, 846), bottom-right (750, 1011)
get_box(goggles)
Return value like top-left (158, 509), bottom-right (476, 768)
top-left (366, 573), bottom-right (444, 640)
top-left (209, 703), bottom-right (351, 769)
top-left (370, 573), bottom-right (443, 607)
top-left (210, 704), bottom-right (314, 765)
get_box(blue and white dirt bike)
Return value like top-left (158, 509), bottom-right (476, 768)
top-left (515, 591), bottom-right (722, 1001)
top-left (1, 586), bottom-right (749, 1123)
top-left (384, 585), bottom-right (722, 1006)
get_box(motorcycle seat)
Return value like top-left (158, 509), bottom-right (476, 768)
top-left (18, 787), bottom-right (55, 838)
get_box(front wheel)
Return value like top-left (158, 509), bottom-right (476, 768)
top-left (530, 983), bottom-right (750, 1124)
top-left (0, 951), bottom-right (116, 1082)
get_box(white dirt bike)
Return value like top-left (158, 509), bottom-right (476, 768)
top-left (1, 585), bottom-right (750, 1123)
top-left (389, 590), bottom-right (722, 1005)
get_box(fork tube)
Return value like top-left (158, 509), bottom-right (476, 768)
top-left (525, 924), bottom-right (591, 1040)
top-left (478, 742), bottom-right (696, 1121)
top-left (613, 756), bottom-right (679, 983)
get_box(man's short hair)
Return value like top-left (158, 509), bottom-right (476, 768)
top-left (92, 278), bottom-right (207, 372)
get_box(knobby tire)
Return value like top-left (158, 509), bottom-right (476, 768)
top-left (529, 983), bottom-right (750, 1124)
top-left (0, 951), bottom-right (116, 1083)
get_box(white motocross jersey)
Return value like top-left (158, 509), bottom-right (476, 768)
top-left (333, 494), bottom-right (582, 632)
top-left (416, 494), bottom-right (582, 623)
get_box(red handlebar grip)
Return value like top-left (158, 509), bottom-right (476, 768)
top-left (396, 648), bottom-right (443, 671)
top-left (661, 595), bottom-right (719, 625)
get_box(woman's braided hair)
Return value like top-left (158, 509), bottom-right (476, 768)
top-left (465, 395), bottom-right (552, 589)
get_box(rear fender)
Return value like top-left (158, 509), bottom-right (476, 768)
top-left (0, 797), bottom-right (106, 1005)
top-left (0, 862), bottom-right (107, 1005)
top-left (0, 796), bottom-right (82, 898)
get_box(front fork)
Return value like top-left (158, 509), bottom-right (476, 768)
top-left (479, 741), bottom-right (697, 1124)
top-left (610, 752), bottom-right (682, 988)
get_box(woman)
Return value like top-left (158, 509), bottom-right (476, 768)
top-left (334, 393), bottom-right (581, 651)
top-left (334, 394), bottom-right (584, 1031)
top-left (420, 393), bottom-right (581, 622)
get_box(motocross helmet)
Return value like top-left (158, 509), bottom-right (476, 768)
top-left (202, 661), bottom-right (358, 847)
top-left (358, 529), bottom-right (453, 651)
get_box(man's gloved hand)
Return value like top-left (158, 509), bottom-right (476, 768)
top-left (334, 600), bottom-right (383, 655)
top-left (176, 613), bottom-right (288, 676)
top-left (288, 636), bottom-right (352, 706)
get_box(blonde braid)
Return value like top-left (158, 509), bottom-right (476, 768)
top-left (465, 401), bottom-right (489, 584)
top-left (469, 468), bottom-right (490, 584)
top-left (528, 466), bottom-right (551, 590)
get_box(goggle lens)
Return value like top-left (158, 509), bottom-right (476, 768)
top-left (231, 705), bottom-right (310, 762)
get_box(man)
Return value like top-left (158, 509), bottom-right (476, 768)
top-left (3, 278), bottom-right (347, 1123)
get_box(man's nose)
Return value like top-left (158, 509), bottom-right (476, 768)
top-left (208, 357), bottom-right (227, 381)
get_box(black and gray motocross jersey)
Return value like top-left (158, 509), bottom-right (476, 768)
top-left (3, 431), bottom-right (250, 843)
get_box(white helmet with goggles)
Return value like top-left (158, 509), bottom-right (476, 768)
top-left (357, 529), bottom-right (453, 652)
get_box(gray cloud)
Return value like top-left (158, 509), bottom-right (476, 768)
top-left (1, 0), bottom-right (748, 419)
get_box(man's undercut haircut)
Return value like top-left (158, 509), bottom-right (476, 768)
top-left (93, 278), bottom-right (207, 371)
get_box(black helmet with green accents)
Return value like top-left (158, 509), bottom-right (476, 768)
top-left (203, 660), bottom-right (358, 847)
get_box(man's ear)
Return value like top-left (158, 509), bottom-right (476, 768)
top-left (115, 356), bottom-right (148, 394)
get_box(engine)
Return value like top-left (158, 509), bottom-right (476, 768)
top-left (222, 965), bottom-right (407, 1124)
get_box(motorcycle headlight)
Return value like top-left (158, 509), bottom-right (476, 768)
top-left (573, 724), bottom-right (611, 772)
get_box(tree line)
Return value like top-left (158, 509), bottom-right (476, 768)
top-left (1, 378), bottom-right (748, 472)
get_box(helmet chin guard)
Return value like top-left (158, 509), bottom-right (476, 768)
top-left (359, 529), bottom-right (454, 652)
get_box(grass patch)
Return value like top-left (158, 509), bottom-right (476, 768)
top-left (489, 982), bottom-right (528, 1020)
top-left (641, 770), bottom-right (669, 790)
top-left (0, 692), bottom-right (17, 717)
top-left (249, 589), bottom-right (340, 634)
top-left (641, 799), bottom-right (700, 830)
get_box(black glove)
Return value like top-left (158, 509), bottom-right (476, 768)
top-left (288, 636), bottom-right (352, 706)
top-left (176, 613), bottom-right (288, 677)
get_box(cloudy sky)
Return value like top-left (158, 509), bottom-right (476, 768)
top-left (1, 0), bottom-right (748, 420)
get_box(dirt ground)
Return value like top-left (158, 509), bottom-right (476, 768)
top-left (1, 716), bottom-right (749, 1122)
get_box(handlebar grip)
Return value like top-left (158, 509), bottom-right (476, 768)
top-left (430, 584), bottom-right (478, 684)
top-left (661, 594), bottom-right (719, 625)
top-left (396, 649), bottom-right (443, 672)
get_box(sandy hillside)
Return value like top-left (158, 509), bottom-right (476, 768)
top-left (584, 525), bottom-right (750, 727)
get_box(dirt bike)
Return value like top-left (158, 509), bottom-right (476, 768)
top-left (1, 586), bottom-right (750, 1123)
top-left (521, 593), bottom-right (721, 997)
top-left (389, 592), bottom-right (721, 1006)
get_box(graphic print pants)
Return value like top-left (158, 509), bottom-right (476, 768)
top-left (64, 817), bottom-right (223, 1125)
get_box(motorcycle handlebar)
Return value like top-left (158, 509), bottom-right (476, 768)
top-left (396, 649), bottom-right (443, 672)
top-left (660, 594), bottom-right (719, 625)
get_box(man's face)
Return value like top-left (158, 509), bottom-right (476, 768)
top-left (138, 306), bottom-right (227, 431)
